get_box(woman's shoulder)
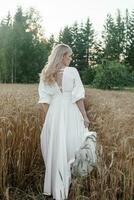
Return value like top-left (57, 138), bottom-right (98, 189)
top-left (67, 66), bottom-right (78, 72)
top-left (68, 66), bottom-right (76, 70)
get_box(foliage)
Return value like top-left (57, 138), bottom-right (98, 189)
top-left (81, 67), bottom-right (96, 85)
top-left (92, 60), bottom-right (133, 89)
top-left (0, 7), bottom-right (134, 87)
top-left (0, 7), bottom-right (51, 83)
top-left (125, 9), bottom-right (134, 72)
top-left (58, 18), bottom-right (95, 72)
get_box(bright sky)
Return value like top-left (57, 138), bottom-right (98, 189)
top-left (0, 0), bottom-right (133, 39)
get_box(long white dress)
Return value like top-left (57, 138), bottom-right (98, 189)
top-left (38, 66), bottom-right (97, 200)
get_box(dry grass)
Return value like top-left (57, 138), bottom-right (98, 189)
top-left (0, 84), bottom-right (134, 200)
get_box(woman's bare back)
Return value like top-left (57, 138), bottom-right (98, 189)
top-left (55, 69), bottom-right (65, 92)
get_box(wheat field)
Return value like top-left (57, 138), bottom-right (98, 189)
top-left (0, 84), bottom-right (134, 200)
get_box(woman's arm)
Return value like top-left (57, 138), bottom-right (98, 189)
top-left (38, 103), bottom-right (49, 124)
top-left (76, 99), bottom-right (90, 128)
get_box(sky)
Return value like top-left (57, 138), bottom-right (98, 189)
top-left (0, 0), bottom-right (134, 40)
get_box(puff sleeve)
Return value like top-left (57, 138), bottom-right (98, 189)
top-left (72, 68), bottom-right (85, 103)
top-left (38, 79), bottom-right (52, 104)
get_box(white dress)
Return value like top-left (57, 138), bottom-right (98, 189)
top-left (38, 66), bottom-right (97, 200)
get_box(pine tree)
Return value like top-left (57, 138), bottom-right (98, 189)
top-left (125, 9), bottom-right (134, 72)
top-left (83, 18), bottom-right (94, 68)
top-left (71, 19), bottom-right (94, 72)
top-left (58, 26), bottom-right (73, 47)
top-left (102, 10), bottom-right (125, 61)
top-left (0, 11), bottom-right (13, 82)
top-left (0, 7), bottom-right (50, 83)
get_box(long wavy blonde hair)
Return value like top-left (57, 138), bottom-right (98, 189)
top-left (39, 43), bottom-right (73, 85)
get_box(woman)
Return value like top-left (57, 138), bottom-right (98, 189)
top-left (38, 43), bottom-right (96, 200)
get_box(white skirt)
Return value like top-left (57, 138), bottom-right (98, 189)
top-left (40, 93), bottom-right (97, 200)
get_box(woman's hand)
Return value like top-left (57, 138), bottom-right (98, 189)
top-left (76, 99), bottom-right (90, 128)
top-left (83, 116), bottom-right (90, 128)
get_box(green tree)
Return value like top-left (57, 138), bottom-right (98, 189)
top-left (58, 26), bottom-right (73, 47)
top-left (0, 12), bottom-right (13, 83)
top-left (102, 10), bottom-right (125, 61)
top-left (71, 19), bottom-right (94, 73)
top-left (0, 7), bottom-right (51, 83)
top-left (93, 60), bottom-right (131, 89)
top-left (12, 7), bottom-right (50, 82)
top-left (125, 9), bottom-right (134, 72)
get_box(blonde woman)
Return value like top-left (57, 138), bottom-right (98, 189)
top-left (38, 43), bottom-right (96, 200)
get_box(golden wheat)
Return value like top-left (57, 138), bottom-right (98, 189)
top-left (0, 84), bottom-right (134, 200)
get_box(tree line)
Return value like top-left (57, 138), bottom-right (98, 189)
top-left (0, 7), bottom-right (134, 88)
